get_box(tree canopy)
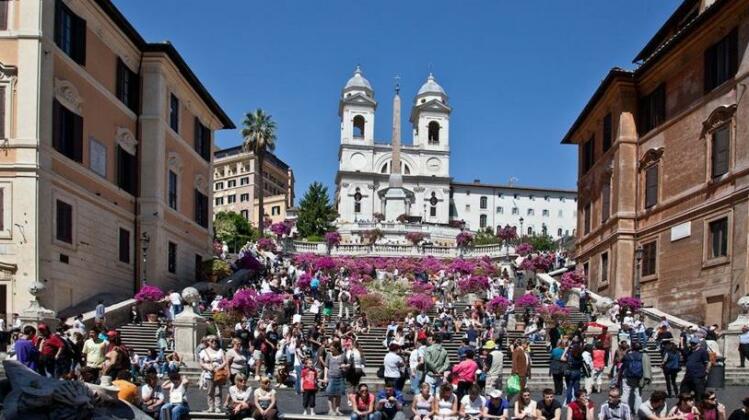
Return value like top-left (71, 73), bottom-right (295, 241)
top-left (214, 211), bottom-right (258, 251)
top-left (296, 182), bottom-right (337, 239)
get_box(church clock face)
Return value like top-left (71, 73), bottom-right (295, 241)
top-left (426, 158), bottom-right (441, 172)
top-left (350, 153), bottom-right (366, 171)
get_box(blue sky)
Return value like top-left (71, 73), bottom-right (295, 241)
top-left (114, 0), bottom-right (680, 198)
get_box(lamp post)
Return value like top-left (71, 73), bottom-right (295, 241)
top-left (634, 244), bottom-right (644, 300)
top-left (519, 217), bottom-right (524, 241)
top-left (141, 232), bottom-right (151, 286)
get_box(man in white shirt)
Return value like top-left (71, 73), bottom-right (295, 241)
top-left (383, 343), bottom-right (405, 390)
top-left (94, 301), bottom-right (106, 326)
top-left (408, 339), bottom-right (426, 395)
top-left (169, 291), bottom-right (183, 316)
top-left (416, 311), bottom-right (430, 327)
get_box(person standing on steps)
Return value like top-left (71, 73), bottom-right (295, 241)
top-left (484, 340), bottom-right (504, 395)
top-left (549, 339), bottom-right (567, 396)
top-left (738, 325), bottom-right (749, 368)
top-left (680, 338), bottom-right (708, 402)
top-left (424, 334), bottom-right (450, 395)
top-left (620, 342), bottom-right (651, 415)
top-left (661, 340), bottom-right (680, 398)
top-left (511, 339), bottom-right (531, 391)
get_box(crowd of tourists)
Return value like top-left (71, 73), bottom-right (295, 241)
top-left (3, 241), bottom-right (749, 420)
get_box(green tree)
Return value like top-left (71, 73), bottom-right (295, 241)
top-left (474, 227), bottom-right (501, 245)
top-left (241, 108), bottom-right (277, 234)
top-left (214, 211), bottom-right (257, 252)
top-left (297, 182), bottom-right (337, 239)
top-left (527, 233), bottom-right (556, 252)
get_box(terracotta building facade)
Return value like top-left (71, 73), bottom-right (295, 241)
top-left (563, 0), bottom-right (749, 326)
top-left (213, 146), bottom-right (294, 226)
top-left (0, 0), bottom-right (233, 318)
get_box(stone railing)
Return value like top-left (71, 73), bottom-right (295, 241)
top-left (286, 240), bottom-right (515, 259)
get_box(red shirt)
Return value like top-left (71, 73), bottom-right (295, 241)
top-left (40, 334), bottom-right (64, 357)
top-left (451, 359), bottom-right (478, 384)
top-left (568, 400), bottom-right (594, 420)
top-left (301, 367), bottom-right (318, 391)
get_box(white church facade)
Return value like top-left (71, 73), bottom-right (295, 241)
top-left (335, 67), bottom-right (577, 243)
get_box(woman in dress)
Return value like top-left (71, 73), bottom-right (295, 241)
top-left (323, 341), bottom-right (349, 416)
top-left (413, 382), bottom-right (435, 420)
top-left (434, 383), bottom-right (458, 420)
top-left (253, 376), bottom-right (278, 420)
top-left (225, 338), bottom-right (248, 385)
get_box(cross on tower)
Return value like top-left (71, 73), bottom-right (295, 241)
top-left (394, 74), bottom-right (400, 94)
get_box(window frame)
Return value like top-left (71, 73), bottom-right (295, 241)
top-left (54, 0), bottom-right (86, 65)
top-left (600, 251), bottom-right (609, 287)
top-left (168, 170), bottom-right (178, 210)
top-left (640, 239), bottom-right (658, 281)
top-left (638, 83), bottom-right (666, 135)
top-left (480, 196), bottom-right (488, 209)
top-left (583, 202), bottom-right (591, 235)
top-left (0, 182), bottom-right (11, 239)
top-left (707, 121), bottom-right (733, 182)
top-left (703, 212), bottom-right (732, 268)
top-left (601, 180), bottom-right (611, 222)
top-left (118, 227), bottom-right (131, 265)
top-left (704, 28), bottom-right (738, 93)
top-left (54, 197), bottom-right (75, 247)
top-left (194, 189), bottom-right (209, 228)
top-left (602, 113), bottom-right (613, 152)
top-left (52, 99), bottom-right (83, 163)
top-left (644, 164), bottom-right (659, 210)
top-left (479, 214), bottom-right (487, 228)
top-left (115, 58), bottom-right (139, 112)
top-left (116, 145), bottom-right (137, 196)
top-left (169, 93), bottom-right (180, 133)
top-left (582, 136), bottom-right (595, 173)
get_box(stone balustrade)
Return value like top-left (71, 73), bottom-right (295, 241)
top-left (285, 240), bottom-right (515, 259)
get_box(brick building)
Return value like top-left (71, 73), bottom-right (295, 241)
top-left (0, 0), bottom-right (233, 318)
top-left (562, 0), bottom-right (749, 326)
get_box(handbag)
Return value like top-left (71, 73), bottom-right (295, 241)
top-left (506, 373), bottom-right (521, 396)
top-left (376, 365), bottom-right (385, 379)
top-left (212, 366), bottom-right (230, 385)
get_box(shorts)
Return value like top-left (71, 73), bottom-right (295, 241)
top-left (253, 350), bottom-right (263, 361)
top-left (325, 376), bottom-right (346, 396)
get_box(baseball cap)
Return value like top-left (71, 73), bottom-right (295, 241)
top-left (489, 390), bottom-right (503, 399)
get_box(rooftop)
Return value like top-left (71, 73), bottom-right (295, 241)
top-left (94, 0), bottom-right (234, 129)
top-left (213, 145), bottom-right (290, 171)
top-left (450, 180), bottom-right (577, 195)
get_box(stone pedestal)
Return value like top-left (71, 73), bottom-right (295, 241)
top-left (383, 187), bottom-right (408, 222)
top-left (723, 296), bottom-right (749, 367)
top-left (566, 291), bottom-right (580, 309)
top-left (173, 287), bottom-right (206, 366)
top-left (18, 282), bottom-right (58, 331)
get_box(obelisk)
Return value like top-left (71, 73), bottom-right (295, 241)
top-left (384, 78), bottom-right (408, 221)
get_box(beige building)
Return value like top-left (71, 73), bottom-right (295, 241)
top-left (563, 0), bottom-right (749, 326)
top-left (0, 0), bottom-right (233, 319)
top-left (213, 145), bottom-right (294, 226)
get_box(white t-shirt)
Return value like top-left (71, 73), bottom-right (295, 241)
top-left (292, 314), bottom-right (302, 324)
top-left (229, 385), bottom-right (253, 404)
top-left (141, 383), bottom-right (164, 404)
top-left (409, 346), bottom-right (425, 371)
top-left (461, 395), bottom-right (487, 416)
top-left (383, 352), bottom-right (403, 379)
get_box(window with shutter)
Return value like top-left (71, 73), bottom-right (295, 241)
top-left (582, 136), bottom-right (595, 173)
top-left (641, 242), bottom-right (657, 277)
top-left (118, 228), bottom-right (130, 264)
top-left (117, 146), bottom-right (137, 195)
top-left (116, 58), bottom-right (139, 112)
top-left (645, 166), bottom-right (658, 208)
top-left (194, 189), bottom-right (208, 228)
top-left (52, 100), bottom-right (83, 163)
top-left (711, 125), bottom-right (729, 178)
top-left (0, 188), bottom-right (4, 231)
top-left (705, 29), bottom-right (738, 92)
top-left (169, 94), bottom-right (179, 133)
top-left (168, 171), bottom-right (178, 210)
top-left (601, 252), bottom-right (609, 283)
top-left (54, 0), bottom-right (86, 65)
top-left (602, 113), bottom-right (612, 152)
top-left (601, 181), bottom-right (611, 222)
top-left (0, 1), bottom-right (9, 31)
top-left (584, 202), bottom-right (591, 234)
top-left (194, 118), bottom-right (211, 161)
top-left (639, 84), bottom-right (666, 134)
top-left (708, 217), bottom-right (728, 259)
top-left (56, 199), bottom-right (73, 244)
top-left (168, 241), bottom-right (177, 273)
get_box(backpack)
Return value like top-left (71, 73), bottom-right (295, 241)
top-left (665, 350), bottom-right (680, 371)
top-left (624, 352), bottom-right (644, 379)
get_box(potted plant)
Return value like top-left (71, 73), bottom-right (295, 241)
top-left (325, 231), bottom-right (341, 252)
top-left (405, 232), bottom-right (426, 246)
top-left (134, 285), bottom-right (165, 322)
top-left (457, 275), bottom-right (489, 304)
top-left (456, 231), bottom-right (474, 248)
top-left (201, 258), bottom-right (232, 282)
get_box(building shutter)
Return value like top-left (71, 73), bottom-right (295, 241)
top-left (0, 87), bottom-right (5, 140)
top-left (0, 188), bottom-right (4, 231)
top-left (119, 228), bottom-right (130, 264)
top-left (72, 111), bottom-right (83, 162)
top-left (56, 200), bottom-right (73, 243)
top-left (73, 13), bottom-right (86, 65)
top-left (645, 166), bottom-right (658, 208)
top-left (602, 181), bottom-right (611, 222)
top-left (0, 1), bottom-right (8, 32)
top-left (603, 113), bottom-right (612, 152)
top-left (712, 126), bottom-right (729, 178)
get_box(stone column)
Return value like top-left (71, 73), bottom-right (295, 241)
top-left (172, 287), bottom-right (206, 366)
top-left (722, 296), bottom-right (749, 367)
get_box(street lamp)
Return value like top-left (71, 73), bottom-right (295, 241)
top-left (519, 217), bottom-right (524, 240)
top-left (634, 244), bottom-right (644, 300)
top-left (141, 232), bottom-right (151, 285)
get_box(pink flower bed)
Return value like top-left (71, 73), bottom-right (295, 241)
top-left (515, 293), bottom-right (540, 309)
top-left (488, 296), bottom-right (512, 314)
top-left (516, 243), bottom-right (534, 257)
top-left (560, 270), bottom-right (586, 291)
top-left (407, 293), bottom-right (434, 312)
top-left (325, 231), bottom-right (341, 247)
top-left (616, 296), bottom-right (643, 312)
top-left (135, 285), bottom-right (165, 302)
top-left (458, 275), bottom-right (490, 294)
top-left (456, 231), bottom-right (474, 247)
top-left (536, 303), bottom-right (570, 321)
top-left (256, 237), bottom-right (277, 252)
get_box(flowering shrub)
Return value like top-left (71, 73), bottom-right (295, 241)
top-left (270, 222), bottom-right (292, 238)
top-left (373, 213), bottom-right (385, 222)
top-left (405, 232), bottom-right (426, 245)
top-left (456, 231), bottom-right (474, 247)
top-left (448, 258), bottom-right (475, 275)
top-left (458, 275), bottom-right (490, 294)
top-left (362, 229), bottom-right (384, 245)
top-left (325, 231), bottom-right (341, 247)
top-left (516, 243), bottom-right (534, 257)
top-left (536, 303), bottom-right (571, 322)
top-left (219, 288), bottom-right (259, 316)
top-left (520, 254), bottom-right (554, 273)
top-left (396, 214), bottom-right (409, 223)
top-left (256, 237), bottom-right (277, 252)
top-left (407, 293), bottom-right (434, 312)
top-left (412, 281), bottom-right (434, 294)
top-left (616, 296), bottom-right (643, 312)
top-left (359, 293), bottom-right (411, 326)
top-left (496, 225), bottom-right (518, 242)
top-left (256, 292), bottom-right (286, 310)
top-left (296, 272), bottom-right (312, 291)
top-left (135, 285), bottom-right (165, 302)
top-left (236, 252), bottom-right (263, 271)
top-left (200, 258), bottom-right (232, 282)
top-left (349, 280), bottom-right (368, 298)
top-left (313, 256), bottom-right (336, 272)
top-left (488, 296), bottom-right (512, 314)
top-left (515, 293), bottom-right (540, 309)
top-left (449, 220), bottom-right (466, 229)
top-left (560, 270), bottom-right (586, 291)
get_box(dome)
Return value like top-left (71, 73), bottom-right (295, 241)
top-left (417, 73), bottom-right (446, 97)
top-left (343, 65), bottom-right (373, 94)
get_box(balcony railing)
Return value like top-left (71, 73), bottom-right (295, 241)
top-left (285, 240), bottom-right (515, 259)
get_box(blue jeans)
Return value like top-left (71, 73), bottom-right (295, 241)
top-left (410, 371), bottom-right (422, 395)
top-left (295, 364), bottom-right (303, 394)
top-left (565, 371), bottom-right (581, 404)
top-left (161, 402), bottom-right (189, 420)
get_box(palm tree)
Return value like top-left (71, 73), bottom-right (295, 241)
top-left (241, 108), bottom-right (277, 234)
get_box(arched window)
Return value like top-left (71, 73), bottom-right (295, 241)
top-left (480, 214), bottom-right (487, 228)
top-left (542, 224), bottom-right (548, 236)
top-left (428, 121), bottom-right (440, 144)
top-left (380, 161), bottom-right (411, 174)
top-left (404, 163), bottom-right (411, 175)
top-left (527, 227), bottom-right (533, 235)
top-left (480, 196), bottom-right (488, 209)
top-left (380, 163), bottom-right (389, 174)
top-left (353, 115), bottom-right (365, 138)
top-left (557, 228), bottom-right (563, 237)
